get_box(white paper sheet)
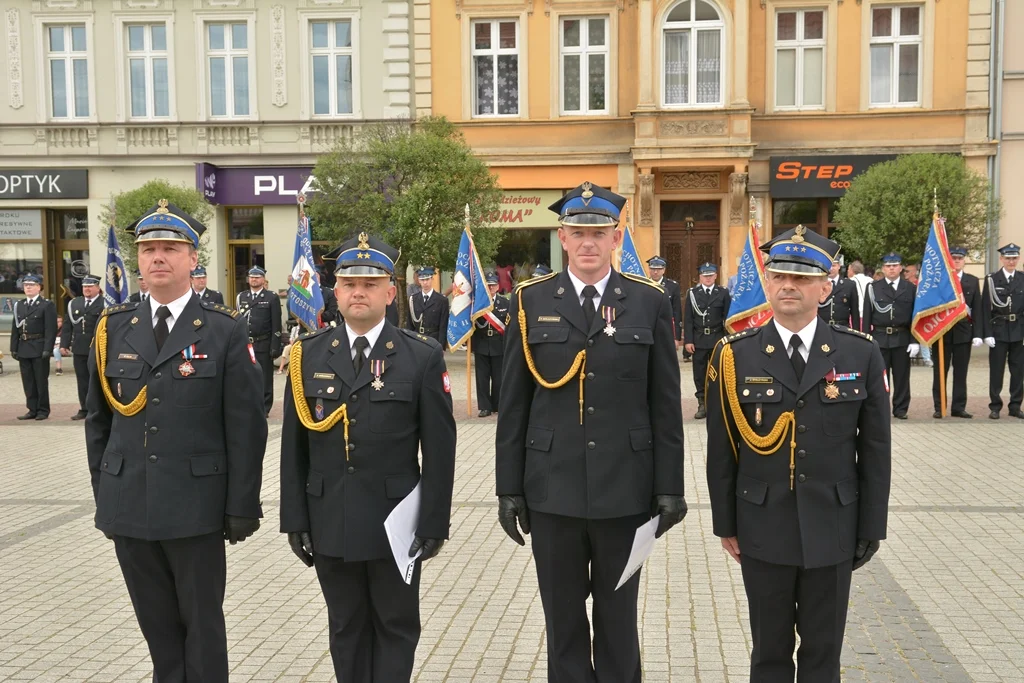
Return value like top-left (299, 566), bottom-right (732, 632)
top-left (615, 517), bottom-right (660, 591)
top-left (383, 482), bottom-right (422, 585)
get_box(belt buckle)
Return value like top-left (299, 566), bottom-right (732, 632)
top-left (21, 334), bottom-right (27, 341)
top-left (886, 327), bottom-right (894, 335)
top-left (487, 329), bottom-right (494, 336)
top-left (1010, 314), bottom-right (1018, 322)
top-left (704, 327), bottom-right (711, 335)
top-left (419, 326), bottom-right (425, 333)
top-left (248, 336), bottom-right (254, 343)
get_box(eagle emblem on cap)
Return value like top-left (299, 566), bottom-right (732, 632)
top-left (581, 182), bottom-right (593, 204)
top-left (792, 224), bottom-right (806, 243)
top-left (156, 198), bottom-right (170, 214)
top-left (358, 232), bottom-right (370, 250)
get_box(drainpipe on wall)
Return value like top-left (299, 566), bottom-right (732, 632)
top-left (987, 0), bottom-right (1005, 271)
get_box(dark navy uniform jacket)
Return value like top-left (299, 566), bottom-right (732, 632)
top-left (60, 295), bottom-right (104, 355)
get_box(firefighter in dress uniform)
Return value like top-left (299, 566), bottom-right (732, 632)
top-left (60, 273), bottom-right (104, 420)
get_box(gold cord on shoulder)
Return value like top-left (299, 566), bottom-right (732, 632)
top-left (288, 341), bottom-right (351, 457)
top-left (95, 315), bottom-right (147, 416)
top-left (718, 343), bottom-right (798, 490)
top-left (517, 287), bottom-right (587, 424)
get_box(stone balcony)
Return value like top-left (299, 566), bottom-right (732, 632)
top-left (632, 107), bottom-right (756, 162)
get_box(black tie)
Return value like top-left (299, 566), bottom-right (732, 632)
top-left (352, 336), bottom-right (369, 377)
top-left (154, 306), bottom-right (171, 351)
top-left (789, 336), bottom-right (805, 382)
top-left (581, 285), bottom-right (598, 330)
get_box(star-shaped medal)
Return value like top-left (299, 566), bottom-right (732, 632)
top-left (371, 377), bottom-right (385, 391)
top-left (604, 323), bottom-right (616, 337)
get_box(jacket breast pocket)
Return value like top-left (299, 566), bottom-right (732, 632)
top-left (526, 325), bottom-right (572, 374)
top-left (370, 380), bottom-right (414, 433)
top-left (613, 327), bottom-right (653, 379)
top-left (104, 361), bottom-right (146, 404)
top-left (820, 381), bottom-right (866, 436)
top-left (172, 360), bottom-right (217, 407)
top-left (737, 382), bottom-right (783, 426)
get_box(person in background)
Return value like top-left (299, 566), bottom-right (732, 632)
top-left (846, 260), bottom-right (873, 331)
top-left (931, 246), bottom-right (983, 419)
top-left (684, 262), bottom-right (731, 419)
top-left (863, 253), bottom-right (918, 419)
top-left (237, 266), bottom-right (283, 417)
top-left (60, 274), bottom-right (104, 420)
top-left (10, 275), bottom-right (58, 421)
top-left (190, 266), bottom-right (224, 305)
top-left (647, 256), bottom-right (684, 349)
top-left (53, 317), bottom-right (64, 376)
top-left (981, 243), bottom-right (1024, 419)
top-left (406, 267), bottom-right (449, 347)
top-left (128, 272), bottom-right (150, 303)
top-left (277, 323), bottom-right (301, 374)
top-left (903, 264), bottom-right (932, 367)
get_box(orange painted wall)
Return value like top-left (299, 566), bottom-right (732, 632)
top-left (492, 165), bottom-right (619, 190)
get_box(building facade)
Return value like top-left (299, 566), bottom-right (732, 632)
top-left (431, 0), bottom-right (995, 288)
top-left (996, 0), bottom-right (1021, 257)
top-left (0, 0), bottom-right (423, 331)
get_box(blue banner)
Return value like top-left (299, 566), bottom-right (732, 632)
top-left (287, 214), bottom-right (325, 332)
top-left (725, 223), bottom-right (773, 333)
top-left (447, 228), bottom-right (493, 349)
top-left (619, 227), bottom-right (647, 277)
top-left (911, 214), bottom-right (966, 345)
top-left (103, 226), bottom-right (129, 306)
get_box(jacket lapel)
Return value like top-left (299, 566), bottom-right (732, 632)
top-left (327, 326), bottom-right (356, 388)
top-left (125, 299), bottom-right (159, 368)
top-left (759, 323), bottom-right (799, 394)
top-left (153, 295), bottom-right (202, 368)
top-left (553, 271), bottom-right (589, 336)
top-left (797, 323), bottom-right (837, 399)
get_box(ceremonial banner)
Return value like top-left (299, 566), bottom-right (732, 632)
top-left (447, 227), bottom-right (493, 349)
top-left (725, 222), bottom-right (773, 333)
top-left (288, 210), bottom-right (325, 332)
top-left (911, 213), bottom-right (966, 345)
top-left (618, 226), bottom-right (647, 277)
top-left (103, 226), bottom-right (130, 306)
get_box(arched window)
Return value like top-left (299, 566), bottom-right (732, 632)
top-left (662, 0), bottom-right (724, 107)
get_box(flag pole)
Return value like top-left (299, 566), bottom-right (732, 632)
top-left (933, 189), bottom-right (948, 417)
top-left (465, 203), bottom-right (474, 418)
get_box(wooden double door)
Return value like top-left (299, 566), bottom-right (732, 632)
top-left (660, 201), bottom-right (721, 289)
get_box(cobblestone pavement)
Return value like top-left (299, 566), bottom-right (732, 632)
top-left (0, 350), bottom-right (1021, 681)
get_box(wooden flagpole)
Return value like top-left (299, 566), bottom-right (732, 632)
top-left (465, 204), bottom-right (474, 417)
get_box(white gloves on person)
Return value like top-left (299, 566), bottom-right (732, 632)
top-left (972, 338), bottom-right (983, 347)
top-left (907, 344), bottom-right (920, 358)
top-left (984, 337), bottom-right (996, 348)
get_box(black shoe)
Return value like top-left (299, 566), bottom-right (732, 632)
top-left (478, 410), bottom-right (492, 417)
top-left (1009, 410), bottom-right (1024, 419)
top-left (893, 413), bottom-right (908, 420)
top-left (932, 411), bottom-right (942, 419)
top-left (989, 411), bottom-right (1000, 420)
top-left (71, 410), bottom-right (87, 421)
top-left (16, 412), bottom-right (37, 420)
top-left (34, 414), bottom-right (48, 421)
top-left (951, 410), bottom-right (973, 419)
top-left (694, 404), bottom-right (706, 420)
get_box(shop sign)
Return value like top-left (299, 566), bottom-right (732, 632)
top-left (769, 155), bottom-right (897, 198)
top-left (196, 163), bottom-right (319, 205)
top-left (0, 210), bottom-right (43, 239)
top-left (486, 190), bottom-right (565, 229)
top-left (0, 170), bottom-right (88, 199)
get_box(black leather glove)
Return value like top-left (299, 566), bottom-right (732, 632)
top-left (288, 531), bottom-right (315, 567)
top-left (497, 495), bottom-right (531, 546)
top-left (409, 537), bottom-right (445, 562)
top-left (853, 539), bottom-right (880, 570)
top-left (223, 515), bottom-right (260, 545)
top-left (651, 495), bottom-right (688, 539)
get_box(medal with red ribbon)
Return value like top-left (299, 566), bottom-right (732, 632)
top-left (179, 344), bottom-right (208, 377)
top-left (602, 306), bottom-right (617, 337)
top-left (824, 368), bottom-right (840, 400)
top-left (370, 359), bottom-right (386, 391)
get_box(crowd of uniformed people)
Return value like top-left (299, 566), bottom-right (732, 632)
top-left (7, 185), bottom-right (1022, 682)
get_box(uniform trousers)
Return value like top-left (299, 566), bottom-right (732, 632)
top-left (313, 554), bottom-right (422, 683)
top-left (931, 340), bottom-right (971, 413)
top-left (18, 357), bottom-right (50, 417)
top-left (879, 346), bottom-right (911, 416)
top-left (530, 510), bottom-right (648, 683)
top-left (473, 353), bottom-right (502, 412)
top-left (741, 556), bottom-right (853, 683)
top-left (254, 350), bottom-right (274, 414)
top-left (989, 341), bottom-right (1024, 412)
top-left (73, 353), bottom-right (90, 410)
top-left (113, 532), bottom-right (228, 683)
top-left (692, 347), bottom-right (714, 401)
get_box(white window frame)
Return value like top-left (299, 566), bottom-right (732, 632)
top-left (660, 0), bottom-right (726, 109)
top-left (559, 16), bottom-right (610, 116)
top-left (773, 8), bottom-right (826, 111)
top-left (36, 19), bottom-right (97, 123)
top-left (193, 12), bottom-right (257, 122)
top-left (112, 13), bottom-right (176, 123)
top-left (125, 23), bottom-right (171, 121)
top-left (298, 10), bottom-right (361, 120)
top-left (470, 18), bottom-right (522, 119)
top-left (205, 21), bottom-right (252, 119)
top-left (868, 3), bottom-right (923, 108)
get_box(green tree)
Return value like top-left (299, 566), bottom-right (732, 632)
top-left (97, 179), bottom-right (214, 273)
top-left (306, 116), bottom-right (504, 323)
top-left (832, 154), bottom-right (1000, 266)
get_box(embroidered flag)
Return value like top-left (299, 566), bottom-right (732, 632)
top-left (104, 226), bottom-right (130, 306)
top-left (617, 225), bottom-right (647, 277)
top-left (446, 223), bottom-right (493, 349)
top-left (288, 209), bottom-right (325, 333)
top-left (725, 218), bottom-right (773, 333)
top-left (911, 213), bottom-right (967, 345)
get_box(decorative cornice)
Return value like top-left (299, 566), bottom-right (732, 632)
top-left (6, 9), bottom-right (23, 110)
top-left (660, 119), bottom-right (728, 137)
top-left (271, 5), bottom-right (287, 108)
top-left (662, 172), bottom-right (721, 191)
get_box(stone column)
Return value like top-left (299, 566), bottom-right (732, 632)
top-left (638, 0), bottom-right (655, 109)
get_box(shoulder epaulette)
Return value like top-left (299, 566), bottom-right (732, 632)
top-left (724, 327), bottom-right (761, 344)
top-left (201, 301), bottom-right (239, 318)
top-left (831, 324), bottom-right (873, 342)
top-left (621, 272), bottom-right (664, 292)
top-left (400, 328), bottom-right (441, 347)
top-left (102, 301), bottom-right (139, 316)
top-left (514, 272), bottom-right (557, 293)
top-left (297, 325), bottom-right (333, 341)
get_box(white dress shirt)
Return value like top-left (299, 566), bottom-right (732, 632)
top-left (346, 317), bottom-right (386, 360)
top-left (149, 289), bottom-right (195, 334)
top-left (566, 268), bottom-right (611, 311)
top-left (887, 278), bottom-right (900, 290)
top-left (1003, 269), bottom-right (1015, 281)
top-left (773, 317), bottom-right (817, 362)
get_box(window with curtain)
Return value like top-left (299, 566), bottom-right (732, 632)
top-left (310, 20), bottom-right (355, 116)
top-left (472, 19), bottom-right (520, 117)
top-left (46, 25), bottom-right (90, 119)
top-left (775, 9), bottom-right (825, 109)
top-left (869, 5), bottom-right (921, 106)
top-left (662, 0), bottom-right (723, 107)
top-left (126, 24), bottom-right (169, 119)
top-left (560, 16), bottom-right (609, 115)
top-left (207, 22), bottom-right (250, 117)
